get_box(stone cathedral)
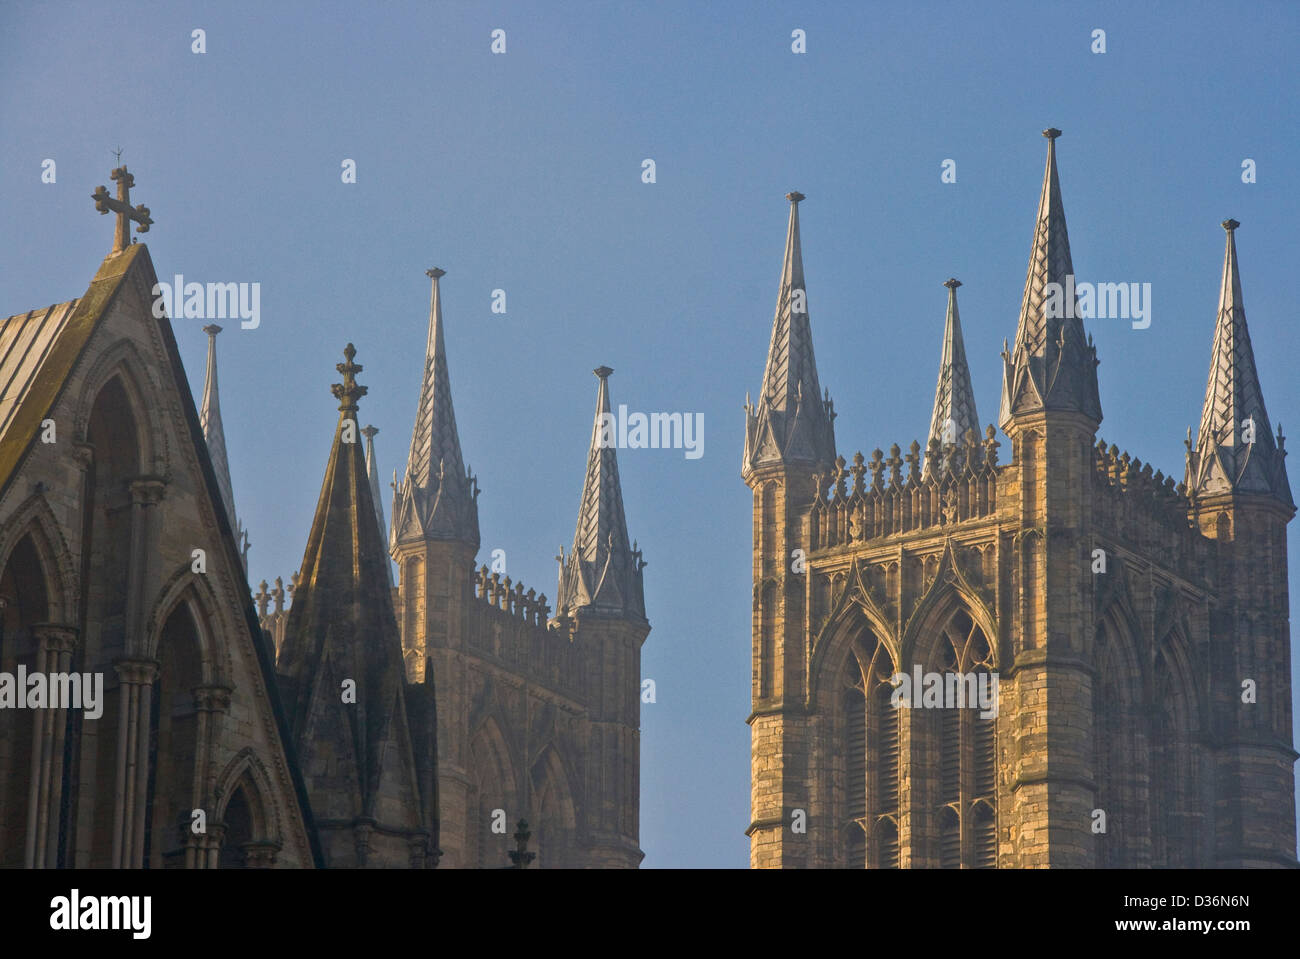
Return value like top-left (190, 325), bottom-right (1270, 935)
top-left (743, 130), bottom-right (1296, 868)
top-left (0, 166), bottom-right (648, 868)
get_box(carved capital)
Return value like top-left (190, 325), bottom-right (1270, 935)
top-left (241, 839), bottom-right (281, 869)
top-left (32, 623), bottom-right (79, 655)
top-left (71, 442), bottom-right (95, 470)
top-left (113, 658), bottom-right (159, 686)
top-left (129, 476), bottom-right (167, 506)
top-left (193, 684), bottom-right (233, 713)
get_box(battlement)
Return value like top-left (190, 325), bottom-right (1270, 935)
top-left (471, 565), bottom-right (552, 627)
top-left (810, 427), bottom-right (1000, 550)
top-left (1090, 438), bottom-right (1211, 579)
top-left (463, 564), bottom-right (583, 700)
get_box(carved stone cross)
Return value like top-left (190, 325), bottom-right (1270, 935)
top-left (92, 166), bottom-right (153, 254)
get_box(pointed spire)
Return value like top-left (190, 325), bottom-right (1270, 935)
top-left (999, 129), bottom-right (1102, 431)
top-left (392, 268), bottom-right (479, 548)
top-left (362, 425), bottom-right (394, 587)
top-left (927, 279), bottom-right (980, 468)
top-left (1186, 220), bottom-right (1292, 506)
top-left (556, 367), bottom-right (646, 620)
top-left (198, 323), bottom-right (249, 571)
top-left (743, 191), bottom-right (836, 481)
top-left (278, 345), bottom-right (420, 826)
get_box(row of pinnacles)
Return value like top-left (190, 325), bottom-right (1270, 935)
top-left (201, 266), bottom-right (649, 867)
top-left (744, 129), bottom-right (1295, 868)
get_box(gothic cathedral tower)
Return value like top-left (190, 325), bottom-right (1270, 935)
top-left (743, 131), bottom-right (1296, 868)
top-left (390, 271), bottom-right (648, 867)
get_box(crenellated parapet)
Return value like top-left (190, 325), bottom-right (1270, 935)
top-left (1090, 438), bottom-right (1211, 578)
top-left (461, 563), bottom-right (584, 701)
top-left (810, 427), bottom-right (1000, 550)
top-left (472, 565), bottom-right (551, 626)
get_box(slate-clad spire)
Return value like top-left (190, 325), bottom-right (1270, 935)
top-left (278, 345), bottom-right (426, 841)
top-left (199, 323), bottom-right (249, 570)
top-left (362, 425), bottom-right (394, 587)
top-left (927, 279), bottom-right (980, 461)
top-left (1186, 220), bottom-right (1292, 506)
top-left (557, 367), bottom-right (646, 619)
top-left (743, 191), bottom-right (837, 481)
top-left (999, 129), bottom-right (1102, 430)
top-left (391, 268), bottom-right (479, 549)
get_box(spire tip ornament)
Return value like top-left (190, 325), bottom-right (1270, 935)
top-left (91, 164), bottom-right (153, 254)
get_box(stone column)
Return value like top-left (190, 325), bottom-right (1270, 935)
top-left (188, 685), bottom-right (232, 869)
top-left (203, 822), bottom-right (226, 870)
top-left (23, 624), bottom-right (79, 867)
top-left (110, 658), bottom-right (158, 868)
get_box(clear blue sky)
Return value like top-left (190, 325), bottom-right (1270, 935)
top-left (3, 1), bottom-right (1297, 867)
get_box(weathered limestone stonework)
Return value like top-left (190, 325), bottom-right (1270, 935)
top-left (2, 167), bottom-right (649, 870)
top-left (743, 132), bottom-right (1296, 869)
top-left (386, 271), bottom-right (648, 868)
top-left (0, 185), bottom-right (319, 867)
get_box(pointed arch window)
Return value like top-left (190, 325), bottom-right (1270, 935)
top-left (1151, 642), bottom-right (1198, 868)
top-left (840, 627), bottom-right (899, 868)
top-left (1094, 615), bottom-right (1140, 867)
top-left (929, 607), bottom-right (997, 868)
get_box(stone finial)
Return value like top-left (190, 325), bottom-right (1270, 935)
top-left (1042, 127), bottom-right (1062, 140)
top-left (1222, 218), bottom-right (1240, 233)
top-left (331, 343), bottom-right (368, 411)
top-left (508, 819), bottom-right (536, 868)
top-left (850, 451), bottom-right (866, 496)
top-left (786, 191), bottom-right (805, 204)
top-left (594, 365), bottom-right (614, 380)
top-left (426, 267), bottom-right (446, 279)
top-left (943, 278), bottom-right (962, 289)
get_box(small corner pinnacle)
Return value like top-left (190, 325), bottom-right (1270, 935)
top-left (786, 191), bottom-right (805, 204)
top-left (593, 365), bottom-right (614, 380)
top-left (1043, 128), bottom-right (1062, 140)
top-left (202, 323), bottom-right (222, 336)
top-left (944, 278), bottom-right (962, 289)
top-left (1222, 218), bottom-right (1240, 233)
top-left (426, 267), bottom-right (446, 279)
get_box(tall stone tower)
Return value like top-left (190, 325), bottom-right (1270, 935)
top-left (552, 366), bottom-right (651, 868)
top-left (743, 131), bottom-right (1296, 868)
top-left (389, 271), bottom-right (648, 867)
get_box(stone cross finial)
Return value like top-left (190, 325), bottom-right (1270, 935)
top-left (331, 343), bottom-right (368, 411)
top-left (92, 165), bottom-right (153, 254)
